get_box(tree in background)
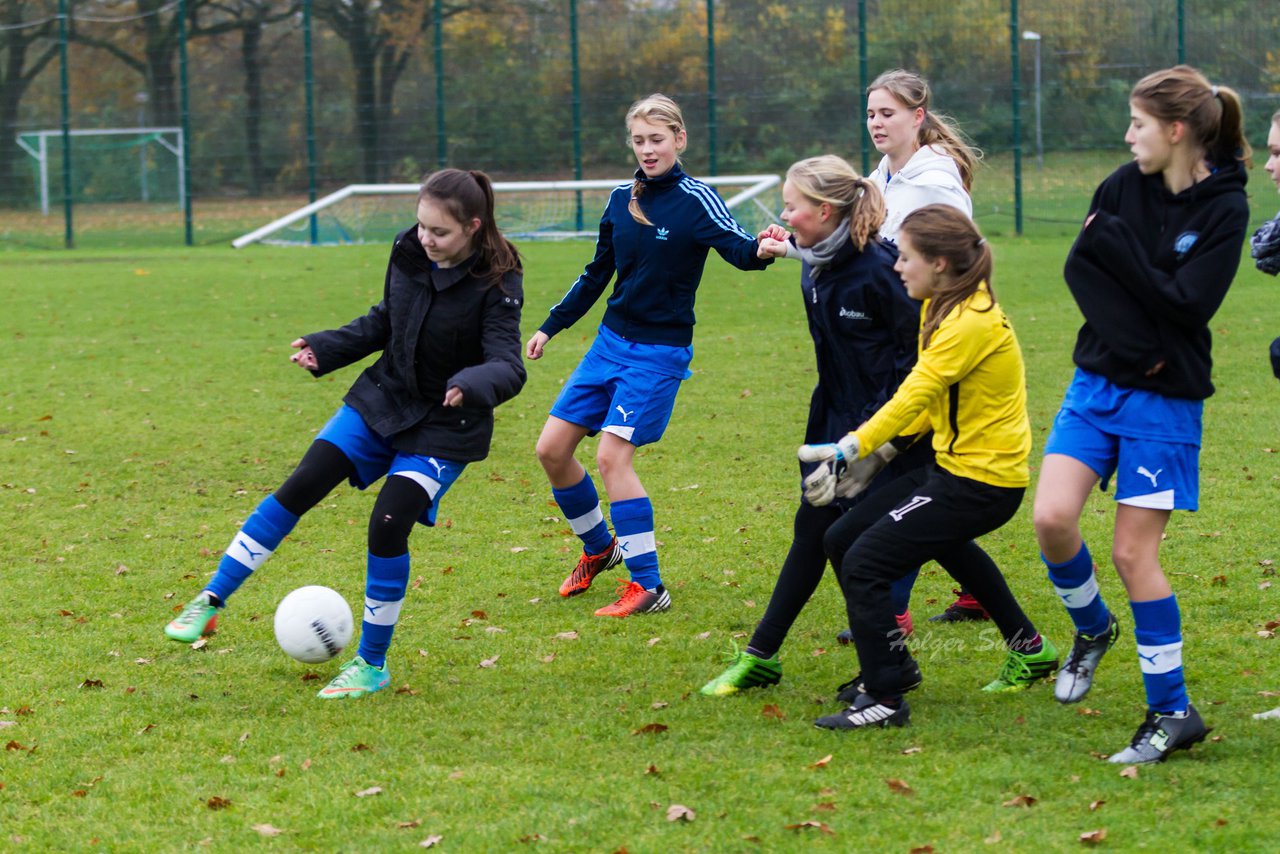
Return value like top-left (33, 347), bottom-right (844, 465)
top-left (0, 0), bottom-right (60, 206)
top-left (313, 0), bottom-right (499, 183)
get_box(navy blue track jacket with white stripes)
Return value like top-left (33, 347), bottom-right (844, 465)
top-left (537, 165), bottom-right (771, 347)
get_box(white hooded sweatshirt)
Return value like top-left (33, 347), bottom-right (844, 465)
top-left (868, 144), bottom-right (973, 242)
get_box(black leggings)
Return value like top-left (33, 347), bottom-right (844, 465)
top-left (824, 466), bottom-right (1038, 699)
top-left (747, 501), bottom-right (842, 658)
top-left (272, 439), bottom-right (432, 558)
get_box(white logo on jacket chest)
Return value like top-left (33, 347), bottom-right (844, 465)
top-left (839, 307), bottom-right (870, 321)
top-left (656, 227), bottom-right (670, 241)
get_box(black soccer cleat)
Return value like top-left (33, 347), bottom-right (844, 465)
top-left (1107, 704), bottom-right (1210, 765)
top-left (815, 692), bottom-right (910, 730)
top-left (835, 656), bottom-right (923, 705)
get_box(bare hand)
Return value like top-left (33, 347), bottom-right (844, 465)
top-left (443, 386), bottom-right (464, 407)
top-left (290, 338), bottom-right (318, 370)
top-left (757, 237), bottom-right (790, 259)
top-left (757, 224), bottom-right (789, 242)
top-left (526, 330), bottom-right (550, 360)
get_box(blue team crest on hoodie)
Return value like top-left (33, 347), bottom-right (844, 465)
top-left (1174, 231), bottom-right (1199, 256)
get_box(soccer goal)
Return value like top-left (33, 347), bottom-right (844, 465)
top-left (15, 127), bottom-right (185, 215)
top-left (230, 175), bottom-right (781, 248)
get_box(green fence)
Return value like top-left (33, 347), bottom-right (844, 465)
top-left (3, 0), bottom-right (1278, 248)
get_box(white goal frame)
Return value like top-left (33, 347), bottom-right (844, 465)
top-left (15, 126), bottom-right (186, 216)
top-left (230, 175), bottom-right (781, 248)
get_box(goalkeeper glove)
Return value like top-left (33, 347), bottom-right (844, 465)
top-left (832, 442), bottom-right (899, 501)
top-left (797, 434), bottom-right (860, 506)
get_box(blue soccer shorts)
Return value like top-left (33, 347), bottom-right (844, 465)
top-left (1044, 406), bottom-right (1199, 511)
top-left (315, 404), bottom-right (465, 525)
top-left (549, 349), bottom-right (684, 447)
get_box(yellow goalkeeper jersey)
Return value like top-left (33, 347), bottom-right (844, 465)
top-left (852, 283), bottom-right (1030, 488)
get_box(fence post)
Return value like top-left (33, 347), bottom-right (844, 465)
top-left (858, 0), bottom-right (868, 176)
top-left (1010, 0), bottom-right (1023, 236)
top-left (571, 0), bottom-right (583, 230)
top-left (178, 0), bottom-right (193, 245)
top-left (303, 0), bottom-right (318, 244)
top-left (1177, 0), bottom-right (1185, 63)
top-left (434, 0), bottom-right (447, 168)
top-left (57, 0), bottom-right (73, 248)
top-left (707, 0), bottom-right (717, 176)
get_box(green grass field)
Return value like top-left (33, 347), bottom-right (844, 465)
top-left (4, 218), bottom-right (1280, 851)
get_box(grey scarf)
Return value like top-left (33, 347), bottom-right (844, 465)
top-left (794, 219), bottom-right (850, 279)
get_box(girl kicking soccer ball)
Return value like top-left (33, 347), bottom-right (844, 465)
top-left (164, 169), bottom-right (526, 699)
top-left (804, 205), bottom-right (1057, 730)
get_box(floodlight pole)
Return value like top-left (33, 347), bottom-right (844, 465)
top-left (1010, 0), bottom-right (1023, 235)
top-left (1023, 31), bottom-right (1042, 171)
top-left (304, 0), bottom-right (318, 244)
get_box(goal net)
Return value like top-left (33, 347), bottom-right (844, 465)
top-left (16, 127), bottom-right (185, 215)
top-left (231, 176), bottom-right (781, 248)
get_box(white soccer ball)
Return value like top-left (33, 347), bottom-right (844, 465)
top-left (273, 585), bottom-right (354, 663)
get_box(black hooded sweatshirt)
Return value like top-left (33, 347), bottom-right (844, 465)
top-left (1063, 158), bottom-right (1249, 400)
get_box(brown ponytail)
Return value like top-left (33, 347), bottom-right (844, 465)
top-left (898, 204), bottom-right (995, 349)
top-left (1130, 65), bottom-right (1251, 166)
top-left (419, 168), bottom-right (521, 290)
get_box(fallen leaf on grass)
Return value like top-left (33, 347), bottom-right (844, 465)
top-left (647, 637), bottom-right (661, 647)
top-left (191, 638), bottom-right (208, 650)
top-left (811, 648), bottom-right (827, 657)
top-left (0, 722), bottom-right (15, 729)
top-left (811, 802), bottom-right (836, 812)
top-left (645, 764), bottom-right (660, 776)
top-left (206, 796), bottom-right (231, 810)
top-left (901, 746), bottom-right (923, 755)
top-left (554, 631), bottom-right (579, 641)
top-left (1119, 766), bottom-right (1139, 779)
top-left (666, 804), bottom-right (695, 822)
top-left (471, 610), bottom-right (488, 619)
top-left (985, 830), bottom-right (1002, 844)
top-left (1077, 707), bottom-right (1102, 716)
top-left (352, 743), bottom-right (372, 752)
top-left (810, 754), bottom-right (832, 769)
top-left (79, 679), bottom-right (104, 689)
top-left (885, 778), bottom-right (914, 796)
top-left (419, 836), bottom-right (444, 848)
top-left (479, 655), bottom-right (500, 668)
top-left (355, 786), bottom-right (382, 797)
top-left (1079, 828), bottom-right (1107, 844)
top-left (448, 770), bottom-right (464, 780)
top-left (910, 847), bottom-right (935, 853)
top-left (541, 654), bottom-right (556, 663)
top-left (695, 631), bottom-right (711, 640)
top-left (252, 824), bottom-right (284, 837)
top-left (1002, 794), bottom-right (1037, 808)
top-left (761, 704), bottom-right (786, 721)
top-left (785, 821), bottom-right (834, 835)
top-left (518, 833), bottom-right (547, 843)
top-left (397, 819), bottom-right (421, 829)
top-left (1089, 800), bottom-right (1105, 811)
top-left (633, 723), bottom-right (668, 735)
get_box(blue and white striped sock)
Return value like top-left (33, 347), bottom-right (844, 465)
top-left (1131, 595), bottom-right (1187, 714)
top-left (206, 495), bottom-right (298, 604)
top-left (611, 496), bottom-right (660, 590)
top-left (1045, 542), bottom-right (1111, 636)
top-left (357, 552), bottom-right (409, 668)
top-left (552, 473), bottom-right (614, 555)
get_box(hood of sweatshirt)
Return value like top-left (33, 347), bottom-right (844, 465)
top-left (876, 145), bottom-right (965, 189)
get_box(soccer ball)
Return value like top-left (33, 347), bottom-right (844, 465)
top-left (273, 585), bottom-right (354, 663)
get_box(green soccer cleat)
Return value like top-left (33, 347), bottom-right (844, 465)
top-left (317, 656), bottom-right (390, 700)
top-left (699, 644), bottom-right (782, 696)
top-left (982, 636), bottom-right (1059, 693)
top-left (164, 592), bottom-right (219, 643)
